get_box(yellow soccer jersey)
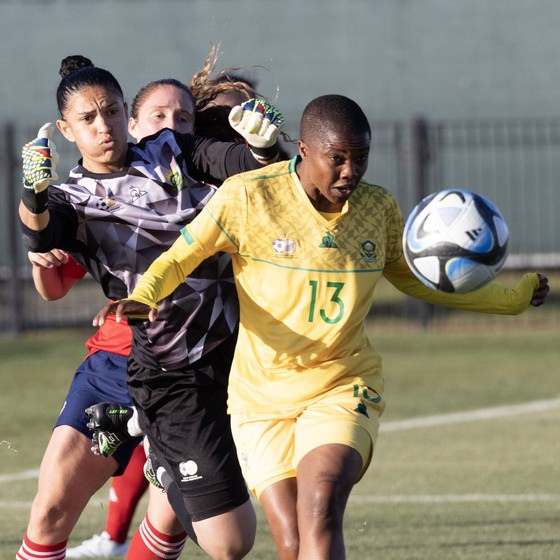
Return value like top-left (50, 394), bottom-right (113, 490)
top-left (182, 158), bottom-right (402, 413)
top-left (130, 157), bottom-right (540, 414)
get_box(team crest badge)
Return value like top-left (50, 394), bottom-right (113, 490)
top-left (167, 169), bottom-right (184, 191)
top-left (360, 240), bottom-right (377, 262)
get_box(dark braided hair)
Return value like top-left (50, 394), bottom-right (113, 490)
top-left (57, 55), bottom-right (124, 117)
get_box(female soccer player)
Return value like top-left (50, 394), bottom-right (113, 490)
top-left (94, 95), bottom-right (549, 560)
top-left (23, 73), bottom-right (199, 560)
top-left (68, 68), bottom-right (273, 559)
top-left (17, 54), bottom-right (283, 560)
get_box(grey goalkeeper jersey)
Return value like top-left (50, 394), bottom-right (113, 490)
top-left (22, 128), bottom-right (262, 372)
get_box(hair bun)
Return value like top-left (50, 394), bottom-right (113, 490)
top-left (59, 55), bottom-right (94, 79)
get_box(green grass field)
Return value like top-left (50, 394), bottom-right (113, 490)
top-left (1, 325), bottom-right (559, 559)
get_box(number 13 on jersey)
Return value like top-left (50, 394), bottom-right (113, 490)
top-left (308, 280), bottom-right (346, 324)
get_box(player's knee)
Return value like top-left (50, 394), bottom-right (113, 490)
top-left (194, 510), bottom-right (256, 559)
top-left (301, 484), bottom-right (348, 532)
top-left (272, 521), bottom-right (299, 558)
top-left (197, 534), bottom-right (255, 560)
top-left (28, 495), bottom-right (70, 536)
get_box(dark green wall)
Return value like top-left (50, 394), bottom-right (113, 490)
top-left (3, 0), bottom-right (560, 135)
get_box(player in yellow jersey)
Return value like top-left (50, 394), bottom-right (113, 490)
top-left (94, 95), bottom-right (549, 560)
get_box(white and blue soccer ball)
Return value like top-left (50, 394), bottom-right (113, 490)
top-left (403, 189), bottom-right (509, 293)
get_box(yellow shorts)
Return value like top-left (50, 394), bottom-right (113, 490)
top-left (230, 385), bottom-right (382, 498)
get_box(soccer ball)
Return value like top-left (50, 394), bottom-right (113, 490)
top-left (403, 189), bottom-right (509, 293)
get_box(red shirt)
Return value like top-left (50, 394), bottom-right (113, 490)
top-left (85, 314), bottom-right (132, 358)
top-left (61, 257), bottom-right (132, 358)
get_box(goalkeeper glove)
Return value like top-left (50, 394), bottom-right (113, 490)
top-left (21, 122), bottom-right (59, 213)
top-left (228, 98), bottom-right (284, 160)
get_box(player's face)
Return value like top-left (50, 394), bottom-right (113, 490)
top-left (128, 84), bottom-right (196, 140)
top-left (297, 129), bottom-right (370, 212)
top-left (56, 85), bottom-right (129, 174)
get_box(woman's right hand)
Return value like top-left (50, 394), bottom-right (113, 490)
top-left (27, 248), bottom-right (68, 270)
top-left (93, 299), bottom-right (157, 326)
top-left (22, 122), bottom-right (59, 193)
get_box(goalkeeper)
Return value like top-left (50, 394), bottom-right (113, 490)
top-left (93, 94), bottom-right (549, 560)
top-left (18, 55), bottom-right (284, 560)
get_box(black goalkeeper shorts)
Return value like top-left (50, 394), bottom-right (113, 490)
top-left (126, 348), bottom-right (249, 522)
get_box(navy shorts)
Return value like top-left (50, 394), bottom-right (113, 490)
top-left (56, 350), bottom-right (142, 475)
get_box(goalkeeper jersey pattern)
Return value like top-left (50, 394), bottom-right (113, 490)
top-left (168, 157), bottom-right (405, 413)
top-left (22, 128), bottom-right (261, 371)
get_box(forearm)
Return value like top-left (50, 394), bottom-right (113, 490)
top-left (384, 256), bottom-right (538, 315)
top-left (128, 235), bottom-right (201, 308)
top-left (32, 266), bottom-right (70, 301)
top-left (20, 195), bottom-right (79, 253)
top-left (19, 201), bottom-right (49, 231)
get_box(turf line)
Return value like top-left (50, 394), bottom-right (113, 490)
top-left (0, 469), bottom-right (39, 483)
top-left (2, 397), bottom-right (560, 492)
top-left (380, 396), bottom-right (560, 432)
top-left (349, 494), bottom-right (560, 503)
top-left (3, 494), bottom-right (560, 509)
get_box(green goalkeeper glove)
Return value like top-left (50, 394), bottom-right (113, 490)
top-left (22, 123), bottom-right (59, 213)
top-left (228, 99), bottom-right (284, 159)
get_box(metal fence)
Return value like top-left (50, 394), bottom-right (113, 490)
top-left (1, 119), bottom-right (558, 336)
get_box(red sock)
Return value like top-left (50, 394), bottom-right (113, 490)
top-left (105, 444), bottom-right (149, 543)
top-left (126, 514), bottom-right (187, 559)
top-left (16, 532), bottom-right (67, 560)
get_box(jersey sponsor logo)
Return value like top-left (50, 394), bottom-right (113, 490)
top-left (359, 240), bottom-right (377, 262)
top-left (179, 460), bottom-right (203, 482)
top-left (319, 232), bottom-right (338, 248)
top-left (130, 185), bottom-right (147, 201)
top-left (272, 237), bottom-right (297, 255)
